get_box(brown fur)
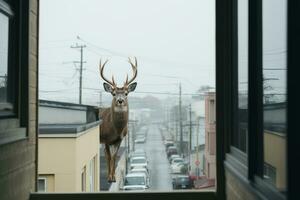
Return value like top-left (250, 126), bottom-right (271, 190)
top-left (99, 104), bottom-right (129, 182)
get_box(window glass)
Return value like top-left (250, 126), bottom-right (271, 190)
top-left (39, 0), bottom-right (215, 193)
top-left (234, 0), bottom-right (248, 153)
top-left (38, 178), bottom-right (46, 192)
top-left (263, 0), bottom-right (287, 193)
top-left (0, 13), bottom-right (9, 103)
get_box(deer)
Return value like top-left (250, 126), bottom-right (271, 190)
top-left (99, 57), bottom-right (137, 182)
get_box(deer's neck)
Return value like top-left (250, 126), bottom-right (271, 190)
top-left (111, 104), bottom-right (128, 130)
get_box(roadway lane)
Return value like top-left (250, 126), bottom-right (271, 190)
top-left (135, 124), bottom-right (173, 191)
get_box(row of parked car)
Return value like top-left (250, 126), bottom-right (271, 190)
top-left (164, 139), bottom-right (193, 189)
top-left (120, 147), bottom-right (150, 191)
top-left (120, 126), bottom-right (150, 191)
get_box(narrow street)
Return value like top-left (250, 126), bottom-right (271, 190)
top-left (135, 124), bottom-right (173, 191)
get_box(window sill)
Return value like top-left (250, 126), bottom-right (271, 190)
top-left (30, 190), bottom-right (216, 200)
top-left (225, 150), bottom-right (286, 200)
top-left (0, 127), bottom-right (27, 146)
top-left (253, 176), bottom-right (286, 200)
top-left (225, 147), bottom-right (248, 177)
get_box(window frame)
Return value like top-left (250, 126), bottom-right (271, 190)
top-left (0, 0), bottom-right (15, 116)
top-left (38, 177), bottom-right (47, 192)
top-left (0, 0), bottom-right (29, 145)
top-left (224, 0), bottom-right (294, 199)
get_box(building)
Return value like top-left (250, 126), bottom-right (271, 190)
top-left (204, 92), bottom-right (216, 180)
top-left (38, 100), bottom-right (100, 192)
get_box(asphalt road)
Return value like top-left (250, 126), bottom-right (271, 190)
top-left (135, 124), bottom-right (173, 191)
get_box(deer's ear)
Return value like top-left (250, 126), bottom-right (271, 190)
top-left (128, 82), bottom-right (137, 93)
top-left (103, 82), bottom-right (113, 93)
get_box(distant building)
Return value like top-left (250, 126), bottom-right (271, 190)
top-left (38, 100), bottom-right (101, 192)
top-left (204, 92), bottom-right (216, 180)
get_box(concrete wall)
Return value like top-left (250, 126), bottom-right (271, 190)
top-left (38, 126), bottom-right (99, 192)
top-left (0, 1), bottom-right (38, 200)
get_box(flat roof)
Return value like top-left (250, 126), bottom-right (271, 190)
top-left (39, 120), bottom-right (101, 136)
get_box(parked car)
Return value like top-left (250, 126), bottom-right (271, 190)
top-left (134, 135), bottom-right (146, 143)
top-left (130, 156), bottom-right (148, 170)
top-left (169, 154), bottom-right (181, 163)
top-left (170, 162), bottom-right (187, 174)
top-left (121, 173), bottom-right (149, 191)
top-left (130, 149), bottom-right (146, 158)
top-left (172, 175), bottom-right (193, 189)
top-left (164, 139), bottom-right (174, 145)
top-left (130, 167), bottom-right (150, 187)
top-left (165, 142), bottom-right (175, 151)
top-left (170, 157), bottom-right (184, 165)
top-left (167, 146), bottom-right (178, 158)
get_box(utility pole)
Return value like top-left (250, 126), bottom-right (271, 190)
top-left (189, 104), bottom-right (192, 152)
top-left (196, 118), bottom-right (200, 178)
top-left (179, 83), bottom-right (183, 156)
top-left (99, 91), bottom-right (102, 107)
top-left (71, 44), bottom-right (86, 104)
top-left (189, 104), bottom-right (192, 171)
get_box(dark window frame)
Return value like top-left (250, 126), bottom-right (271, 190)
top-left (0, 0), bottom-right (15, 116)
top-left (224, 0), bottom-right (299, 199)
top-left (0, 0), bottom-right (29, 145)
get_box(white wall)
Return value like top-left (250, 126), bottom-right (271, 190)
top-left (39, 107), bottom-right (86, 124)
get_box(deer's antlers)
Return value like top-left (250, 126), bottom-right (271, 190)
top-left (99, 58), bottom-right (138, 87)
top-left (99, 60), bottom-right (116, 87)
top-left (125, 57), bottom-right (138, 86)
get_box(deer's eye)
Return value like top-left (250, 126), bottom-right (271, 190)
top-left (125, 92), bottom-right (128, 96)
top-left (112, 92), bottom-right (116, 96)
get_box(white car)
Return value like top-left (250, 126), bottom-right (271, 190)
top-left (130, 156), bottom-right (148, 170)
top-left (169, 154), bottom-right (180, 163)
top-left (170, 162), bottom-right (186, 174)
top-left (130, 167), bottom-right (150, 187)
top-left (134, 135), bottom-right (146, 143)
top-left (171, 157), bottom-right (184, 165)
top-left (121, 173), bottom-right (149, 191)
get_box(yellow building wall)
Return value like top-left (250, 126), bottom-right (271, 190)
top-left (38, 138), bottom-right (76, 192)
top-left (75, 126), bottom-right (100, 192)
top-left (264, 131), bottom-right (286, 191)
top-left (38, 125), bottom-right (100, 192)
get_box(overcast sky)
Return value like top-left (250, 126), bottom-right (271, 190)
top-left (39, 0), bottom-right (215, 105)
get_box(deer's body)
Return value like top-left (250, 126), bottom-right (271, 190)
top-left (98, 58), bottom-right (137, 182)
top-left (100, 107), bottom-right (128, 145)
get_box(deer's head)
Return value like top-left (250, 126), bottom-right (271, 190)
top-left (99, 57), bottom-right (137, 110)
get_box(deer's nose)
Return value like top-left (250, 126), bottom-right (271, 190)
top-left (118, 99), bottom-right (124, 104)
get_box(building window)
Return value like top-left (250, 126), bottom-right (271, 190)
top-left (262, 0), bottom-right (287, 193)
top-left (38, 178), bottom-right (47, 192)
top-left (0, 0), bottom-right (28, 147)
top-left (81, 166), bottom-right (86, 192)
top-left (0, 0), bottom-right (14, 114)
top-left (89, 157), bottom-right (95, 192)
top-left (263, 162), bottom-right (276, 186)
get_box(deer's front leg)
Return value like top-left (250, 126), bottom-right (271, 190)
top-left (104, 144), bottom-right (113, 182)
top-left (109, 141), bottom-right (122, 182)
